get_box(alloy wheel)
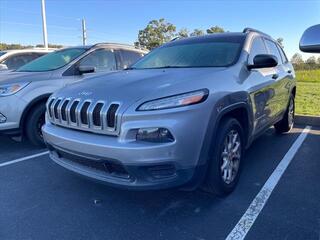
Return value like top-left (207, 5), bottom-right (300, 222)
top-left (220, 130), bottom-right (241, 184)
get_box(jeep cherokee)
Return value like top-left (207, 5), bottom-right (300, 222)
top-left (42, 28), bottom-right (295, 195)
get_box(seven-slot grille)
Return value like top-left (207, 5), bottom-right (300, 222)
top-left (47, 97), bottom-right (120, 135)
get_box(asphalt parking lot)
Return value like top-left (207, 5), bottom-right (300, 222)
top-left (0, 125), bottom-right (319, 240)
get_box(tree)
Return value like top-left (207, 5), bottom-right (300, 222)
top-left (206, 26), bottom-right (224, 34)
top-left (177, 28), bottom-right (189, 38)
top-left (134, 18), bottom-right (176, 50)
top-left (276, 38), bottom-right (284, 48)
top-left (291, 53), bottom-right (304, 65)
top-left (190, 29), bottom-right (205, 37)
top-left (306, 56), bottom-right (316, 65)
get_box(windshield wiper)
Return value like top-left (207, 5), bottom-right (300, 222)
top-left (124, 67), bottom-right (136, 70)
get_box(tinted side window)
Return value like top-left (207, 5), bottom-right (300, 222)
top-left (264, 39), bottom-right (282, 65)
top-left (120, 50), bottom-right (144, 68)
top-left (79, 49), bottom-right (117, 72)
top-left (277, 45), bottom-right (288, 63)
top-left (248, 37), bottom-right (268, 64)
top-left (3, 53), bottom-right (41, 70)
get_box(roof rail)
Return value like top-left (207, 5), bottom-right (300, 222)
top-left (243, 28), bottom-right (271, 38)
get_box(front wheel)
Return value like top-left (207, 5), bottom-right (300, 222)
top-left (274, 95), bottom-right (295, 133)
top-left (25, 104), bottom-right (46, 147)
top-left (203, 118), bottom-right (245, 196)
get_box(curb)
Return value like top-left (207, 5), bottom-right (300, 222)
top-left (295, 115), bottom-right (320, 127)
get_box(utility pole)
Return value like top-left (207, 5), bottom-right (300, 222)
top-left (82, 18), bottom-right (87, 46)
top-left (41, 0), bottom-right (48, 49)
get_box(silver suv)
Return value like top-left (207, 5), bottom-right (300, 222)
top-left (0, 43), bottom-right (147, 146)
top-left (43, 29), bottom-right (296, 196)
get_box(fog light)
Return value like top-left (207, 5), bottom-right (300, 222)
top-left (136, 128), bottom-right (174, 143)
top-left (0, 113), bottom-right (6, 123)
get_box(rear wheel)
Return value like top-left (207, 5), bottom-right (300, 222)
top-left (203, 118), bottom-right (244, 196)
top-left (25, 104), bottom-right (46, 147)
top-left (274, 95), bottom-right (295, 133)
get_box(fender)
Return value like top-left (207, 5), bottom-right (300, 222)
top-left (20, 93), bottom-right (52, 130)
top-left (181, 100), bottom-right (253, 190)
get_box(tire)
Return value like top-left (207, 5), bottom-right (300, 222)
top-left (274, 95), bottom-right (295, 134)
top-left (203, 118), bottom-right (245, 196)
top-left (25, 104), bottom-right (46, 147)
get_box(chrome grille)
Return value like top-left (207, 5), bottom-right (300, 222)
top-left (47, 97), bottom-right (120, 135)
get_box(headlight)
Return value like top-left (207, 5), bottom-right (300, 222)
top-left (137, 89), bottom-right (209, 111)
top-left (0, 82), bottom-right (30, 97)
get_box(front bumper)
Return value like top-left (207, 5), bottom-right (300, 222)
top-left (0, 95), bottom-right (26, 132)
top-left (47, 143), bottom-right (195, 190)
top-left (43, 125), bottom-right (197, 189)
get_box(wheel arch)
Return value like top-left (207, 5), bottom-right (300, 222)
top-left (20, 93), bottom-right (51, 134)
top-left (214, 103), bottom-right (253, 149)
top-left (182, 101), bottom-right (253, 190)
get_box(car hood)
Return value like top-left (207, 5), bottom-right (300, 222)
top-left (51, 67), bottom-right (227, 108)
top-left (0, 71), bottom-right (53, 85)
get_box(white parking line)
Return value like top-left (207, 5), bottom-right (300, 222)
top-left (0, 151), bottom-right (49, 168)
top-left (226, 126), bottom-right (311, 240)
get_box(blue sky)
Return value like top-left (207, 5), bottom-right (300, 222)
top-left (0, 0), bottom-right (319, 59)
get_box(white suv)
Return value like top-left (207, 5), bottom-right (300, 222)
top-left (0, 49), bottom-right (53, 71)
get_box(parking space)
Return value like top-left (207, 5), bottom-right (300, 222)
top-left (0, 125), bottom-right (319, 240)
top-left (0, 136), bottom-right (46, 164)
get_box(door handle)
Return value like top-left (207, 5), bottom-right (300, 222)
top-left (272, 74), bottom-right (278, 79)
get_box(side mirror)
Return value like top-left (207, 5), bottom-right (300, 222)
top-left (0, 64), bottom-right (8, 71)
top-left (300, 24), bottom-right (320, 53)
top-left (78, 65), bottom-right (95, 75)
top-left (248, 54), bottom-right (278, 70)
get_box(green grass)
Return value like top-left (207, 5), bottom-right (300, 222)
top-left (295, 69), bottom-right (320, 83)
top-left (295, 69), bottom-right (320, 116)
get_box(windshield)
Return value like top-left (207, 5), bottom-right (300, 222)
top-left (17, 48), bottom-right (87, 72)
top-left (131, 37), bottom-right (244, 69)
top-left (0, 51), bottom-right (7, 58)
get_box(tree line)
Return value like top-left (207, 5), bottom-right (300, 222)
top-left (0, 43), bottom-right (63, 50)
top-left (291, 53), bottom-right (320, 70)
top-left (134, 18), bottom-right (284, 50)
